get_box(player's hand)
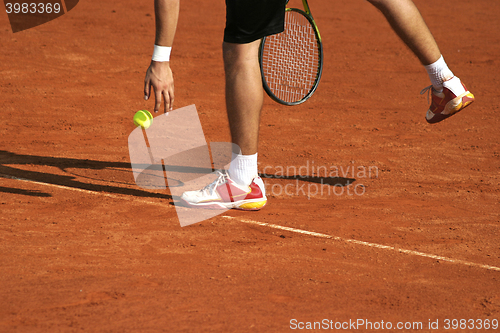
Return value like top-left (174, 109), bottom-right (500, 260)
top-left (144, 61), bottom-right (174, 113)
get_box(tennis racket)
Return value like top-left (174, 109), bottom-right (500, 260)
top-left (259, 0), bottom-right (323, 106)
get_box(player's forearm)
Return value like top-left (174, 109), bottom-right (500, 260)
top-left (154, 0), bottom-right (179, 47)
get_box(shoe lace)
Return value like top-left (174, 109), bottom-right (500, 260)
top-left (420, 85), bottom-right (433, 104)
top-left (202, 170), bottom-right (228, 195)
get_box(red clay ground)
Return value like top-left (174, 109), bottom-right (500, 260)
top-left (1, 0), bottom-right (499, 332)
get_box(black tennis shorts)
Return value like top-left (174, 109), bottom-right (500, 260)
top-left (224, 0), bottom-right (287, 44)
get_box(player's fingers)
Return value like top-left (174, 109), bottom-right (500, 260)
top-left (144, 79), bottom-right (150, 101)
top-left (163, 90), bottom-right (170, 114)
top-left (154, 88), bottom-right (162, 113)
top-left (169, 85), bottom-right (175, 111)
top-left (144, 82), bottom-right (151, 101)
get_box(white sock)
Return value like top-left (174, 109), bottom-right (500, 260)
top-left (424, 55), bottom-right (454, 92)
top-left (228, 152), bottom-right (258, 186)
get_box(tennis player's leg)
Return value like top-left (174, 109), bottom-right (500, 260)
top-left (223, 40), bottom-right (262, 157)
top-left (368, 0), bottom-right (439, 65)
top-left (180, 41), bottom-right (267, 210)
top-left (222, 0), bottom-right (286, 186)
top-left (368, 0), bottom-right (474, 123)
top-left (180, 0), bottom-right (285, 210)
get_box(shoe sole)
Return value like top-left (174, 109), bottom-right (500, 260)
top-left (180, 198), bottom-right (267, 211)
top-left (426, 91), bottom-right (475, 124)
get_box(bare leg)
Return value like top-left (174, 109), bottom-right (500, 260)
top-left (368, 0), bottom-right (441, 65)
top-left (223, 40), bottom-right (263, 155)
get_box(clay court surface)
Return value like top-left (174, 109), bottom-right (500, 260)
top-left (1, 0), bottom-right (499, 331)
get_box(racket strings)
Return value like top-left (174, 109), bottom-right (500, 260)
top-left (261, 11), bottom-right (320, 103)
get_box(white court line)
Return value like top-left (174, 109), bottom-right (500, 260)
top-left (0, 173), bottom-right (167, 207)
top-left (222, 216), bottom-right (500, 273)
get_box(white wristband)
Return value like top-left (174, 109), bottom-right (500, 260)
top-left (152, 45), bottom-right (172, 62)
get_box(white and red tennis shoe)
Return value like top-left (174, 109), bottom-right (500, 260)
top-left (180, 170), bottom-right (267, 210)
top-left (421, 76), bottom-right (475, 124)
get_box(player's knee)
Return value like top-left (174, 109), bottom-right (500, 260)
top-left (222, 41), bottom-right (259, 68)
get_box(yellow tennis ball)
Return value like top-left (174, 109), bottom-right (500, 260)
top-left (133, 110), bottom-right (153, 129)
